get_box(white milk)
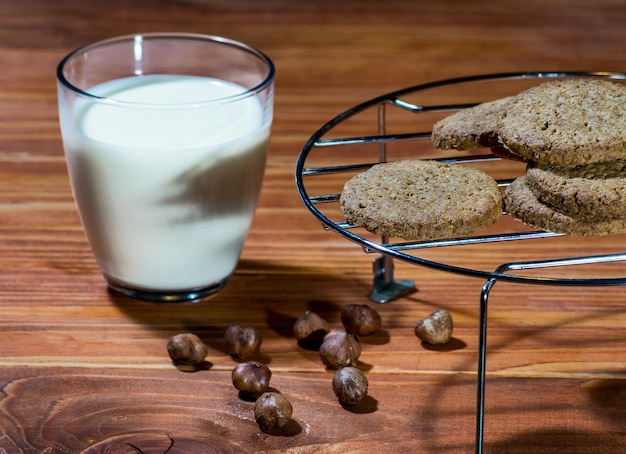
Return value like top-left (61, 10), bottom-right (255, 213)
top-left (61, 75), bottom-right (270, 291)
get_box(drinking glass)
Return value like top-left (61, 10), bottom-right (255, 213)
top-left (57, 33), bottom-right (274, 302)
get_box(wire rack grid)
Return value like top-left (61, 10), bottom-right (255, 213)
top-left (294, 71), bottom-right (626, 453)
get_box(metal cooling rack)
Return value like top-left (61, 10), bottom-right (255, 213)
top-left (294, 71), bottom-right (626, 454)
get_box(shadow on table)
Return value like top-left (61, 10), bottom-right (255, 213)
top-left (106, 258), bottom-right (385, 355)
top-left (488, 429), bottom-right (626, 453)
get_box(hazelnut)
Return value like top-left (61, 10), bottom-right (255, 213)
top-left (254, 392), bottom-right (293, 433)
top-left (340, 304), bottom-right (382, 336)
top-left (224, 324), bottom-right (262, 358)
top-left (414, 309), bottom-right (453, 344)
top-left (333, 366), bottom-right (368, 406)
top-left (293, 311), bottom-right (329, 346)
top-left (319, 330), bottom-right (362, 369)
top-left (231, 362), bottom-right (272, 397)
top-left (166, 333), bottom-right (208, 365)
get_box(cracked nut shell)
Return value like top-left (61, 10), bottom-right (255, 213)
top-left (319, 330), bottom-right (362, 369)
top-left (224, 324), bottom-right (262, 358)
top-left (293, 311), bottom-right (329, 345)
top-left (333, 366), bottom-right (369, 406)
top-left (166, 333), bottom-right (208, 365)
top-left (254, 392), bottom-right (293, 433)
top-left (231, 362), bottom-right (272, 396)
top-left (414, 309), bottom-right (453, 344)
top-left (340, 304), bottom-right (382, 336)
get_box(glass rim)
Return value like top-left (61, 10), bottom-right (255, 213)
top-left (56, 32), bottom-right (275, 108)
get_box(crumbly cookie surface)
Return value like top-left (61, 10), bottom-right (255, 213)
top-left (526, 160), bottom-right (626, 220)
top-left (504, 176), bottom-right (626, 236)
top-left (497, 79), bottom-right (626, 166)
top-left (340, 160), bottom-right (502, 241)
top-left (431, 97), bottom-right (511, 151)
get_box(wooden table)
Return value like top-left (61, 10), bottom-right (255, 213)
top-left (1, 1), bottom-right (625, 452)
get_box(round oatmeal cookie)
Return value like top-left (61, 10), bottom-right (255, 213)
top-left (526, 160), bottom-right (626, 220)
top-left (339, 160), bottom-right (503, 241)
top-left (504, 176), bottom-right (626, 236)
top-left (496, 79), bottom-right (626, 166)
top-left (431, 97), bottom-right (511, 151)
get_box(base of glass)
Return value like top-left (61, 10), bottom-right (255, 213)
top-left (104, 275), bottom-right (229, 303)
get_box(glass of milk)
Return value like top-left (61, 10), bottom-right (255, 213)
top-left (56, 33), bottom-right (274, 302)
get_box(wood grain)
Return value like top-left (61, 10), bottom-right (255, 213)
top-left (1, 0), bottom-right (625, 452)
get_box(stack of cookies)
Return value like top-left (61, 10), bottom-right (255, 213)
top-left (431, 78), bottom-right (626, 236)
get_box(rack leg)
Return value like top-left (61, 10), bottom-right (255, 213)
top-left (476, 277), bottom-right (497, 454)
top-left (370, 254), bottom-right (415, 303)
